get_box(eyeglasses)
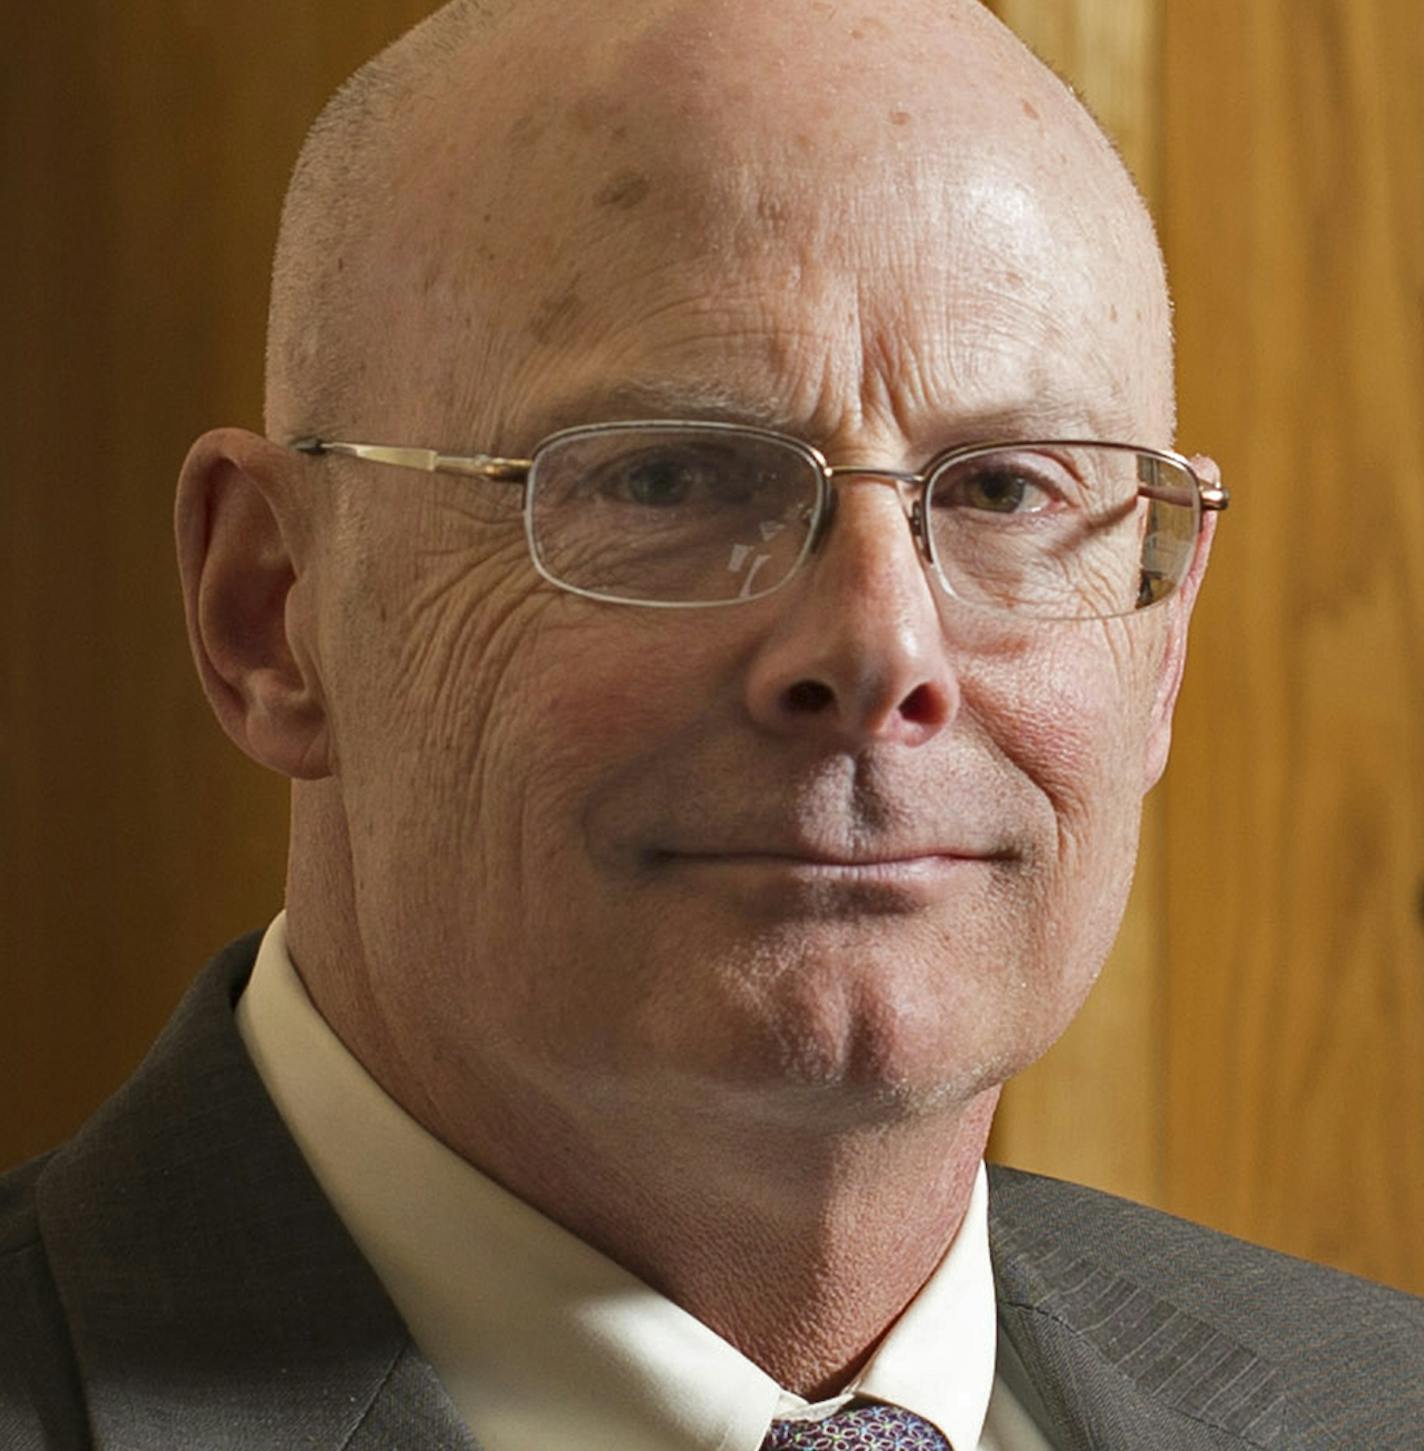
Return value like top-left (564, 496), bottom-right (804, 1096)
top-left (293, 421), bottom-right (1228, 620)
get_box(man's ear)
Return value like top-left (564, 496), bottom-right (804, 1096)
top-left (175, 428), bottom-right (332, 780)
top-left (1142, 455), bottom-right (1221, 792)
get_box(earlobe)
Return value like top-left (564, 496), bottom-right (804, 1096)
top-left (175, 428), bottom-right (332, 780)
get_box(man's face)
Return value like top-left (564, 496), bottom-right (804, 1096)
top-left (303, 13), bottom-right (1194, 1136)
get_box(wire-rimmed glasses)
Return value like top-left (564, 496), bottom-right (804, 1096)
top-left (294, 420), bottom-right (1227, 620)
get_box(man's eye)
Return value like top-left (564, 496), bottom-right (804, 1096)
top-left (938, 466), bottom-right (1058, 514)
top-left (598, 451), bottom-right (734, 507)
top-left (622, 459), bottom-right (694, 506)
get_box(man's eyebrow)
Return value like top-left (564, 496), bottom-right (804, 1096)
top-left (525, 379), bottom-right (784, 437)
top-left (516, 379), bottom-right (1124, 450)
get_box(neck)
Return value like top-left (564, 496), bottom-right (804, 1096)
top-left (342, 1003), bottom-right (993, 1397)
top-left (557, 1094), bottom-right (998, 1398)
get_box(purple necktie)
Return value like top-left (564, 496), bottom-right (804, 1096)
top-left (761, 1404), bottom-right (952, 1449)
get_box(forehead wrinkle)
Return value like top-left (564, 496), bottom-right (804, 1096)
top-left (509, 372), bottom-right (1126, 458)
top-left (392, 9), bottom-right (1164, 415)
top-left (476, 184), bottom-right (1147, 453)
top-left (459, 201), bottom-right (1154, 465)
top-left (484, 129), bottom-right (1159, 406)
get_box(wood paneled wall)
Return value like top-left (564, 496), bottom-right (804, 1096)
top-left (1160, 0), bottom-right (1424, 1294)
top-left (988, 0), bottom-right (1424, 1294)
top-left (3, 2), bottom-right (1420, 1293)
top-left (0, 2), bottom-right (435, 1168)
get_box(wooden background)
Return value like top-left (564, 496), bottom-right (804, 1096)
top-left (3, 1), bottom-right (1420, 1295)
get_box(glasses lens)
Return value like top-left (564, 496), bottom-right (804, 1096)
top-left (527, 424), bottom-right (821, 604)
top-left (924, 444), bottom-right (1200, 620)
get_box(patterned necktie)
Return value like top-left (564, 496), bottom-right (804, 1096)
top-left (761, 1404), bottom-right (952, 1448)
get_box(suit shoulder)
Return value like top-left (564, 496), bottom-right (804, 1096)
top-left (988, 1162), bottom-right (1421, 1313)
top-left (988, 1163), bottom-right (1424, 1441)
top-left (0, 1154), bottom-right (91, 1446)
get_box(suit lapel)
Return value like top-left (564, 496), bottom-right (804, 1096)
top-left (345, 1345), bottom-right (480, 1451)
top-left (36, 934), bottom-right (477, 1451)
top-left (989, 1173), bottom-right (1287, 1449)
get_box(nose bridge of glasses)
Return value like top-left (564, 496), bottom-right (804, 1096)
top-left (813, 465), bottom-right (928, 554)
top-left (824, 464), bottom-right (924, 490)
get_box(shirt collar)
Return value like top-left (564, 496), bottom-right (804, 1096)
top-left (237, 911), bottom-right (999, 1450)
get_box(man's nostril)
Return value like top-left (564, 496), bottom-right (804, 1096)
top-left (899, 682), bottom-right (942, 725)
top-left (784, 680), bottom-right (835, 714)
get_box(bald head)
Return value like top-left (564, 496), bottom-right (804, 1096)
top-left (266, 0), bottom-right (1171, 448)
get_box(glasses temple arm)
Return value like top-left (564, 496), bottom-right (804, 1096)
top-left (1137, 480), bottom-right (1230, 511)
top-left (293, 438), bottom-right (531, 483)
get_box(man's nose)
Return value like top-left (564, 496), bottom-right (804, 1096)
top-left (743, 478), bottom-right (960, 749)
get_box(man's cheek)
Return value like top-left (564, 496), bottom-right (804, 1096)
top-left (975, 641), bottom-right (1145, 854)
top-left (413, 605), bottom-right (650, 840)
top-left (387, 572), bottom-right (555, 751)
top-left (977, 640), bottom-right (1119, 771)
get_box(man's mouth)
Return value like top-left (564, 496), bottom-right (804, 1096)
top-left (645, 843), bottom-right (1016, 891)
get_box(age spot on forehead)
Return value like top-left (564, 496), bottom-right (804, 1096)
top-left (594, 170), bottom-right (653, 211)
top-left (507, 109), bottom-right (547, 150)
top-left (1021, 99), bottom-right (1041, 122)
top-left (528, 282), bottom-right (584, 345)
top-left (567, 92), bottom-right (626, 136)
top-left (890, 108), bottom-right (912, 127)
top-left (757, 193), bottom-right (791, 235)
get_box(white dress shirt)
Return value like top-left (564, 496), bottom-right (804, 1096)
top-left (236, 913), bottom-right (1054, 1450)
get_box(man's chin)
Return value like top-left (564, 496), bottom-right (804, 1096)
top-left (642, 971), bottom-right (1034, 1134)
top-left (679, 1044), bottom-right (1011, 1141)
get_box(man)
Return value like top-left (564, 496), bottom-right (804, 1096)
top-left (2, 0), bottom-right (1419, 1446)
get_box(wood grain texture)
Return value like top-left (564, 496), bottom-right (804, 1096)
top-left (988, 0), bottom-right (1423, 1294)
top-left (0, 1), bottom-right (440, 1171)
top-left (1161, 0), bottom-right (1424, 1293)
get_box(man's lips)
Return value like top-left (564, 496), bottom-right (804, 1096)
top-left (638, 848), bottom-right (1016, 914)
top-left (646, 845), bottom-right (1016, 872)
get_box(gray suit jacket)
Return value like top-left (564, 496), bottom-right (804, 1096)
top-left (2, 934), bottom-right (1420, 1449)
